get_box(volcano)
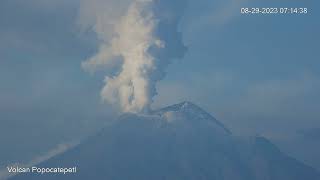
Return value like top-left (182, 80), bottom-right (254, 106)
top-left (11, 102), bottom-right (320, 180)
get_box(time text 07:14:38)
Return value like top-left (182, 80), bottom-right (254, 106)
top-left (240, 8), bottom-right (308, 15)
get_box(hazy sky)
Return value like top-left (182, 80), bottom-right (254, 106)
top-left (0, 0), bottom-right (319, 170)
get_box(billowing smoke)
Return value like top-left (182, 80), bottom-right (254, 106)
top-left (80, 0), bottom-right (187, 113)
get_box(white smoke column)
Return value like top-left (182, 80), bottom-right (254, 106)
top-left (81, 0), bottom-right (187, 113)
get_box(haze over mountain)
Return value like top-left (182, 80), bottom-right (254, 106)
top-left (10, 102), bottom-right (320, 180)
top-left (274, 128), bottom-right (320, 171)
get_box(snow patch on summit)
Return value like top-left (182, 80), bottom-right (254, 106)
top-left (153, 101), bottom-right (231, 134)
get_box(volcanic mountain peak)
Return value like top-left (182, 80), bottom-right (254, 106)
top-left (155, 101), bottom-right (204, 114)
top-left (9, 102), bottom-right (320, 180)
top-left (153, 101), bottom-right (231, 134)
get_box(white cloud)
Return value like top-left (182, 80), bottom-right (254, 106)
top-left (79, 0), bottom-right (187, 113)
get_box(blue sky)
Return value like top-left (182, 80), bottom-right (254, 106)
top-left (156, 0), bottom-right (320, 135)
top-left (0, 0), bottom-right (319, 170)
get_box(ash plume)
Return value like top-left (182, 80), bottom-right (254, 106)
top-left (80, 0), bottom-right (187, 113)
